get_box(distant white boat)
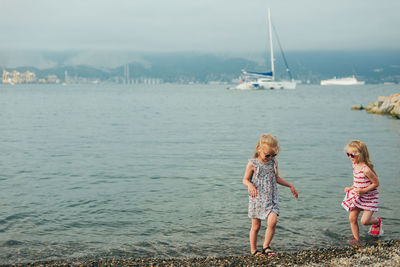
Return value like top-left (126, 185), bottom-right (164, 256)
top-left (230, 8), bottom-right (296, 90)
top-left (320, 76), bottom-right (365, 86)
top-left (235, 70), bottom-right (296, 90)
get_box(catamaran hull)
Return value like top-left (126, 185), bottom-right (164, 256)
top-left (230, 80), bottom-right (296, 90)
top-left (259, 81), bottom-right (296, 89)
top-left (231, 82), bottom-right (262, 90)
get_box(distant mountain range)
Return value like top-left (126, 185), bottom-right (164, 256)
top-left (1, 50), bottom-right (399, 84)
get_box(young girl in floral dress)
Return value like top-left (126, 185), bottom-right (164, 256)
top-left (342, 140), bottom-right (383, 243)
top-left (242, 134), bottom-right (298, 256)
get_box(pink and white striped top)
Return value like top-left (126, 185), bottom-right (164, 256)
top-left (342, 165), bottom-right (379, 212)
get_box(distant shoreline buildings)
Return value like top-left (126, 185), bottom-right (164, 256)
top-left (1, 65), bottom-right (165, 85)
top-left (2, 65), bottom-right (59, 85)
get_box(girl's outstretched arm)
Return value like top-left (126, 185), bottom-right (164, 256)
top-left (275, 160), bottom-right (298, 198)
top-left (355, 166), bottom-right (379, 195)
top-left (243, 161), bottom-right (257, 197)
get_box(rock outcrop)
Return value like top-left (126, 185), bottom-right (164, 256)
top-left (364, 93), bottom-right (400, 119)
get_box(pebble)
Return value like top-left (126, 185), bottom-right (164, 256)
top-left (3, 239), bottom-right (399, 267)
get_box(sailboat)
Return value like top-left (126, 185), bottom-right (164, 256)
top-left (232, 8), bottom-right (296, 90)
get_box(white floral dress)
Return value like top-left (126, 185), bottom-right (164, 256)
top-left (248, 158), bottom-right (279, 219)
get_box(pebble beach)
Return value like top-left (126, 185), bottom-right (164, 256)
top-left (3, 239), bottom-right (399, 267)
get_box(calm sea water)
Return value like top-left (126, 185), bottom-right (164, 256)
top-left (0, 83), bottom-right (399, 263)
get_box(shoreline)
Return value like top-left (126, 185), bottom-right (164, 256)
top-left (3, 239), bottom-right (399, 267)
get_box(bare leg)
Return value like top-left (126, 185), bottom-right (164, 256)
top-left (250, 219), bottom-right (261, 254)
top-left (263, 212), bottom-right (277, 249)
top-left (361, 210), bottom-right (382, 236)
top-left (349, 208), bottom-right (361, 241)
top-left (360, 210), bottom-right (379, 226)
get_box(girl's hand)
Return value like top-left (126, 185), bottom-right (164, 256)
top-left (354, 188), bottom-right (365, 195)
top-left (344, 186), bottom-right (353, 192)
top-left (248, 184), bottom-right (258, 197)
top-left (290, 186), bottom-right (298, 198)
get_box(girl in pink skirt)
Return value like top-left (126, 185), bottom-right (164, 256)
top-left (342, 140), bottom-right (383, 243)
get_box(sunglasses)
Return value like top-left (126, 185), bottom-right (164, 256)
top-left (264, 153), bottom-right (277, 159)
top-left (346, 153), bottom-right (359, 158)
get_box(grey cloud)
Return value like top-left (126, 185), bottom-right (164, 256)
top-left (0, 0), bottom-right (399, 52)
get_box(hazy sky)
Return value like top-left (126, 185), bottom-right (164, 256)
top-left (1, 0), bottom-right (400, 52)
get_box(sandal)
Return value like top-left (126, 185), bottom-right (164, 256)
top-left (369, 217), bottom-right (384, 237)
top-left (251, 250), bottom-right (264, 256)
top-left (262, 246), bottom-right (276, 256)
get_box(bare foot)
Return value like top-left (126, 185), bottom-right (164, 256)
top-left (348, 238), bottom-right (361, 245)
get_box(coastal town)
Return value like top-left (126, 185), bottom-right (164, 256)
top-left (2, 66), bottom-right (59, 85)
top-left (1, 65), bottom-right (162, 85)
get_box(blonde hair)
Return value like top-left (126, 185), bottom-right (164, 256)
top-left (345, 140), bottom-right (376, 175)
top-left (253, 134), bottom-right (280, 158)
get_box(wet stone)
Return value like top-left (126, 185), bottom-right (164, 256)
top-left (2, 239), bottom-right (399, 267)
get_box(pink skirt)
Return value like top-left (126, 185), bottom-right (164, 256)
top-left (342, 188), bottom-right (379, 212)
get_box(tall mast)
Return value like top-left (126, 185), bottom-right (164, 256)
top-left (268, 8), bottom-right (274, 81)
